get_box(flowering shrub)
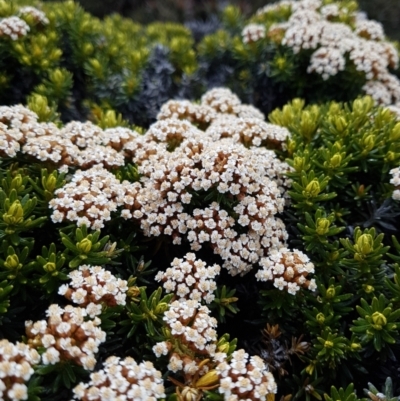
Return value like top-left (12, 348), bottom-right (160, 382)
top-left (0, 0), bottom-right (400, 400)
top-left (1, 80), bottom-right (400, 399)
top-left (1, 0), bottom-right (399, 128)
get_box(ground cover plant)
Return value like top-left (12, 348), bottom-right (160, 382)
top-left (1, 0), bottom-right (400, 127)
top-left (1, 1), bottom-right (400, 401)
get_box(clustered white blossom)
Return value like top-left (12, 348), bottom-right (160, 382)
top-left (201, 87), bottom-right (242, 114)
top-left (0, 16), bottom-right (30, 40)
top-left (157, 100), bottom-right (218, 128)
top-left (206, 114), bottom-right (290, 148)
top-left (242, 23), bottom-right (266, 44)
top-left (48, 89), bottom-right (297, 277)
top-left (72, 356), bottom-right (165, 401)
top-left (215, 349), bottom-right (277, 400)
top-left (390, 167), bottom-right (400, 201)
top-left (255, 247), bottom-right (317, 295)
top-left (49, 164), bottom-right (141, 229)
top-left (25, 304), bottom-right (106, 371)
top-left (153, 300), bottom-right (218, 376)
top-left (19, 6), bottom-right (50, 25)
top-left (58, 265), bottom-right (128, 316)
top-left (0, 105), bottom-right (138, 167)
top-left (260, 0), bottom-right (400, 104)
top-left (155, 252), bottom-right (220, 303)
top-left (126, 138), bottom-right (289, 276)
top-left (0, 339), bottom-right (40, 401)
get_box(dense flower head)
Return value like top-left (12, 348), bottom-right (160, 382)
top-left (255, 247), bottom-right (317, 294)
top-left (0, 339), bottom-right (40, 401)
top-left (206, 115), bottom-right (290, 149)
top-left (242, 23), bottom-right (266, 44)
top-left (144, 118), bottom-right (203, 150)
top-left (58, 264), bottom-right (128, 315)
top-left (102, 127), bottom-right (140, 153)
top-left (0, 105), bottom-right (43, 157)
top-left (155, 252), bottom-right (220, 303)
top-left (0, 16), bottom-right (30, 40)
top-left (157, 100), bottom-right (218, 128)
top-left (216, 349), bottom-right (277, 400)
top-left (201, 88), bottom-right (242, 114)
top-left (25, 304), bottom-right (106, 371)
top-left (0, 106), bottom-right (129, 167)
top-left (126, 136), bottom-right (289, 275)
top-left (264, 0), bottom-right (400, 104)
top-left (390, 166), bottom-right (400, 201)
top-left (49, 164), bottom-right (141, 230)
top-left (72, 356), bottom-right (165, 401)
top-left (162, 299), bottom-right (218, 359)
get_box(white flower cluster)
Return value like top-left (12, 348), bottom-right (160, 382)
top-left (49, 164), bottom-right (141, 229)
top-left (264, 0), bottom-right (400, 104)
top-left (157, 100), bottom-right (218, 127)
top-left (153, 300), bottom-right (218, 374)
top-left (242, 23), bottom-right (266, 44)
top-left (390, 167), bottom-right (400, 201)
top-left (25, 304), bottom-right (106, 371)
top-left (355, 19), bottom-right (385, 41)
top-left (255, 247), bottom-right (317, 294)
top-left (155, 252), bottom-right (220, 303)
top-left (0, 339), bottom-right (40, 401)
top-left (19, 6), bottom-right (50, 25)
top-left (127, 138), bottom-right (289, 276)
top-left (206, 114), bottom-right (290, 148)
top-left (0, 105), bottom-right (139, 167)
top-left (0, 105), bottom-right (48, 158)
top-left (215, 349), bottom-right (277, 400)
top-left (201, 87), bottom-right (242, 114)
top-left (72, 356), bottom-right (165, 401)
top-left (0, 16), bottom-right (29, 40)
top-left (58, 265), bottom-right (128, 315)
top-left (48, 89), bottom-right (295, 276)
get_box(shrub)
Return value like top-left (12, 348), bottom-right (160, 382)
top-left (1, 83), bottom-right (400, 399)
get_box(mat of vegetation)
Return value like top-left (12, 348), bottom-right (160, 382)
top-left (0, 1), bottom-right (400, 401)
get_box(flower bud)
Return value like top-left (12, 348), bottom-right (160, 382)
top-left (326, 286), bottom-right (336, 299)
top-left (181, 387), bottom-right (201, 401)
top-left (42, 174), bottom-right (57, 193)
top-left (355, 234), bottom-right (373, 255)
top-left (390, 122), bottom-right (400, 141)
top-left (324, 340), bottom-right (334, 348)
top-left (385, 151), bottom-right (395, 162)
top-left (363, 135), bottom-right (375, 152)
top-left (195, 369), bottom-right (219, 388)
top-left (316, 313), bottom-right (325, 324)
top-left (371, 311), bottom-right (387, 327)
top-left (3, 200), bottom-right (24, 225)
top-left (43, 262), bottom-right (57, 273)
top-left (303, 179), bottom-right (321, 198)
top-left (350, 342), bottom-right (361, 351)
top-left (127, 286), bottom-right (140, 299)
top-left (329, 153), bottom-right (342, 168)
top-left (4, 254), bottom-right (21, 270)
top-left (363, 284), bottom-right (374, 294)
top-left (11, 175), bottom-right (23, 190)
top-left (293, 156), bottom-right (306, 172)
top-left (76, 238), bottom-right (92, 254)
top-left (333, 116), bottom-right (347, 133)
top-left (316, 218), bottom-right (330, 235)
